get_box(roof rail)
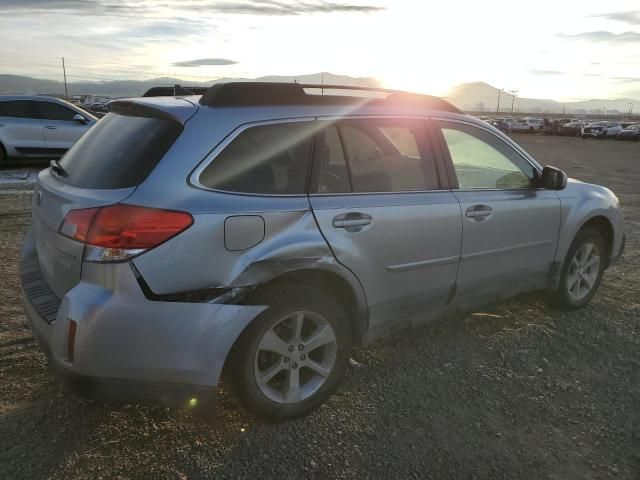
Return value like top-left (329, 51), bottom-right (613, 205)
top-left (143, 85), bottom-right (208, 97)
top-left (198, 82), bottom-right (461, 113)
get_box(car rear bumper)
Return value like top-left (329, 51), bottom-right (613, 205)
top-left (21, 251), bottom-right (266, 409)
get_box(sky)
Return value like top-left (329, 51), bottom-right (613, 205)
top-left (0, 0), bottom-right (639, 101)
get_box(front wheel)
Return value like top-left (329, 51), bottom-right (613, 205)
top-left (229, 283), bottom-right (352, 420)
top-left (551, 228), bottom-right (607, 310)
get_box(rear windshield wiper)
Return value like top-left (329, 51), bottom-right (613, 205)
top-left (50, 159), bottom-right (68, 178)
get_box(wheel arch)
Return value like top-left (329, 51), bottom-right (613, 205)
top-left (557, 213), bottom-right (615, 269)
top-left (219, 265), bottom-right (368, 385)
top-left (576, 215), bottom-right (614, 264)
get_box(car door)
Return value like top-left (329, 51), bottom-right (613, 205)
top-left (309, 118), bottom-right (462, 329)
top-left (0, 100), bottom-right (45, 153)
top-left (36, 101), bottom-right (91, 152)
top-left (433, 119), bottom-right (561, 306)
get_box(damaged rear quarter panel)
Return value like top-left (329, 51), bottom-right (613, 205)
top-left (131, 194), bottom-right (363, 304)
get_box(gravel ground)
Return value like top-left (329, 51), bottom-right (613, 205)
top-left (0, 135), bottom-right (638, 479)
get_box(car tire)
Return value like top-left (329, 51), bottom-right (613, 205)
top-left (229, 282), bottom-right (352, 421)
top-left (582, 135), bottom-right (587, 139)
top-left (551, 227), bottom-right (607, 311)
top-left (0, 143), bottom-right (7, 165)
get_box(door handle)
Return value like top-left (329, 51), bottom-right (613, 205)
top-left (466, 205), bottom-right (493, 220)
top-left (332, 212), bottom-right (372, 231)
top-left (45, 125), bottom-right (57, 129)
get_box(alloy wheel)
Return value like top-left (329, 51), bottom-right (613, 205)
top-left (253, 311), bottom-right (337, 404)
top-left (566, 242), bottom-right (600, 301)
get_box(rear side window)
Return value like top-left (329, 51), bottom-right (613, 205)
top-left (37, 101), bottom-right (77, 121)
top-left (0, 100), bottom-right (38, 119)
top-left (59, 113), bottom-right (182, 189)
top-left (313, 118), bottom-right (438, 193)
top-left (199, 122), bottom-right (315, 194)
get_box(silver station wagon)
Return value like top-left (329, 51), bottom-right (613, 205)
top-left (21, 83), bottom-right (625, 420)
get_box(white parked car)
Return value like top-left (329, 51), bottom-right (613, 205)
top-left (511, 118), bottom-right (544, 132)
top-left (0, 95), bottom-right (97, 163)
top-left (581, 121), bottom-right (622, 139)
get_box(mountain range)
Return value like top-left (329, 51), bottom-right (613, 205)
top-left (447, 82), bottom-right (638, 115)
top-left (1, 73), bottom-right (637, 114)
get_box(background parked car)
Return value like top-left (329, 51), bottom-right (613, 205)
top-left (511, 117), bottom-right (544, 132)
top-left (490, 119), bottom-right (511, 133)
top-left (581, 121), bottom-right (622, 139)
top-left (557, 121), bottom-right (585, 137)
top-left (0, 95), bottom-right (97, 163)
top-left (615, 123), bottom-right (640, 141)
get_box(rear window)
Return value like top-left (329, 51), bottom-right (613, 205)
top-left (58, 113), bottom-right (182, 189)
top-left (199, 122), bottom-right (315, 194)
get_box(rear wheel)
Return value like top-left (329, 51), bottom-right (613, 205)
top-left (552, 228), bottom-right (606, 310)
top-left (229, 283), bottom-right (352, 420)
top-left (0, 143), bottom-right (7, 165)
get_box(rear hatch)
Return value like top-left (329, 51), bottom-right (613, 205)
top-left (32, 101), bottom-right (191, 299)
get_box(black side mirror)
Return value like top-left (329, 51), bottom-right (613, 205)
top-left (539, 165), bottom-right (567, 190)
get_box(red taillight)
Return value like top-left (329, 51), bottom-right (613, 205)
top-left (59, 207), bottom-right (99, 242)
top-left (59, 204), bottom-right (193, 249)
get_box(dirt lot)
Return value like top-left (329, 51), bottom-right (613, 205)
top-left (0, 135), bottom-right (638, 479)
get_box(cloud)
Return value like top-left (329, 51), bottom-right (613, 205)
top-left (0, 0), bottom-right (147, 16)
top-left (173, 58), bottom-right (237, 67)
top-left (557, 31), bottom-right (640, 44)
top-left (593, 11), bottom-right (640, 26)
top-left (0, 0), bottom-right (384, 16)
top-left (203, 1), bottom-right (385, 15)
top-left (529, 69), bottom-right (565, 76)
top-left (612, 76), bottom-right (640, 84)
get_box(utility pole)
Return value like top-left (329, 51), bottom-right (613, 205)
top-left (496, 88), bottom-right (503, 113)
top-left (508, 89), bottom-right (518, 116)
top-left (62, 57), bottom-right (68, 100)
top-left (629, 102), bottom-right (634, 120)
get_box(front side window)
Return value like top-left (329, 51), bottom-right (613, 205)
top-left (0, 100), bottom-right (38, 119)
top-left (199, 122), bottom-right (315, 194)
top-left (37, 102), bottom-right (77, 121)
top-left (316, 119), bottom-right (438, 193)
top-left (438, 121), bottom-right (535, 189)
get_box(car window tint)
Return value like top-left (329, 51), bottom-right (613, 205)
top-left (313, 125), bottom-right (351, 193)
top-left (338, 119), bottom-right (438, 192)
top-left (199, 122), bottom-right (315, 194)
top-left (59, 113), bottom-right (182, 189)
top-left (37, 102), bottom-right (77, 121)
top-left (438, 121), bottom-right (535, 189)
top-left (0, 100), bottom-right (38, 119)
